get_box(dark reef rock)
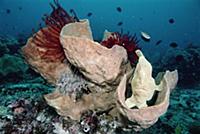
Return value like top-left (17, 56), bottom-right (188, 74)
top-left (0, 36), bottom-right (22, 56)
top-left (0, 54), bottom-right (28, 83)
top-left (155, 46), bottom-right (200, 87)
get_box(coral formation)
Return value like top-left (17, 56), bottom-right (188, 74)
top-left (56, 72), bottom-right (89, 101)
top-left (80, 110), bottom-right (99, 133)
top-left (44, 89), bottom-right (116, 120)
top-left (116, 56), bottom-right (178, 131)
top-left (157, 45), bottom-right (200, 87)
top-left (101, 30), bottom-right (140, 64)
top-left (0, 36), bottom-right (46, 84)
top-left (31, 0), bottom-right (77, 62)
top-left (59, 20), bottom-right (131, 90)
top-left (21, 0), bottom-right (79, 84)
top-left (0, 40), bottom-right (9, 56)
top-left (22, 40), bottom-right (71, 84)
top-left (60, 19), bottom-right (93, 40)
top-left (44, 19), bottom-right (130, 119)
top-left (19, 1), bottom-right (180, 133)
top-left (0, 54), bottom-right (29, 82)
top-left (23, 15), bottom-right (178, 132)
top-left (0, 36), bottom-right (22, 56)
top-left (60, 36), bottom-right (129, 89)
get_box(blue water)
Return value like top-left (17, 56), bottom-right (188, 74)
top-left (1, 0), bottom-right (200, 47)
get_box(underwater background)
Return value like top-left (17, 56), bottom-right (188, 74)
top-left (0, 0), bottom-right (200, 134)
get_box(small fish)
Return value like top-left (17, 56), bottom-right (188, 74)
top-left (187, 43), bottom-right (198, 49)
top-left (69, 9), bottom-right (79, 22)
top-left (117, 21), bottom-right (123, 26)
top-left (116, 7), bottom-right (122, 12)
top-left (69, 9), bottom-right (74, 13)
top-left (87, 12), bottom-right (92, 17)
top-left (32, 28), bottom-right (35, 34)
top-left (140, 31), bottom-right (151, 41)
top-left (155, 40), bottom-right (162, 45)
top-left (169, 42), bottom-right (178, 48)
top-left (39, 23), bottom-right (43, 29)
top-left (169, 18), bottom-right (175, 24)
top-left (18, 7), bottom-right (22, 10)
top-left (6, 9), bottom-right (11, 14)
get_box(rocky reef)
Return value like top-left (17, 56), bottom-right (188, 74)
top-left (0, 36), bottom-right (43, 85)
top-left (155, 45), bottom-right (200, 87)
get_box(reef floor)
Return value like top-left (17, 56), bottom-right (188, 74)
top-left (0, 78), bottom-right (199, 134)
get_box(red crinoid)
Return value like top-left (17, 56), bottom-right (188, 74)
top-left (31, 0), bottom-right (78, 62)
top-left (101, 30), bottom-right (140, 64)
